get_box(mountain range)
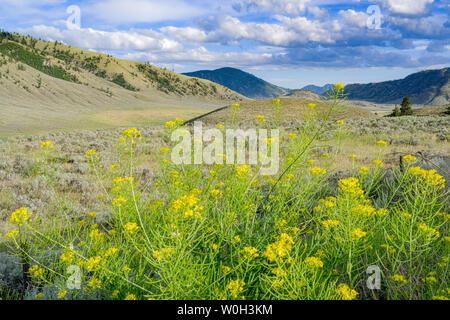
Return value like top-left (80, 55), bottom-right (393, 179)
top-left (183, 67), bottom-right (289, 99)
top-left (183, 66), bottom-right (450, 105)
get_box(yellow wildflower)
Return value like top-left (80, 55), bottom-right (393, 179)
top-left (124, 222), bottom-right (139, 234)
top-left (402, 154), bottom-right (417, 163)
top-left (418, 223), bottom-right (440, 238)
top-left (112, 196), bottom-right (127, 207)
top-left (227, 279), bottom-right (245, 299)
top-left (391, 274), bottom-right (407, 284)
top-left (57, 290), bottom-right (67, 299)
top-left (29, 265), bottom-right (44, 278)
top-left (10, 207), bottom-right (31, 226)
top-left (85, 149), bottom-right (97, 157)
top-left (304, 256), bottom-right (324, 268)
top-left (40, 141), bottom-right (53, 149)
top-left (88, 278), bottom-right (102, 289)
top-left (372, 160), bottom-right (384, 167)
top-left (60, 250), bottom-right (75, 264)
top-left (153, 248), bottom-right (175, 262)
top-left (4, 229), bottom-right (19, 239)
top-left (321, 219), bottom-right (339, 230)
top-left (263, 233), bottom-right (294, 263)
top-left (351, 228), bottom-right (367, 240)
top-left (335, 283), bottom-right (358, 300)
top-left (310, 167), bottom-right (327, 176)
top-left (241, 247), bottom-right (259, 260)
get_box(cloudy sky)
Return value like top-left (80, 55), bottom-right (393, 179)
top-left (0, 0), bottom-right (449, 88)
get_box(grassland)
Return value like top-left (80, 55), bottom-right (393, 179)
top-left (0, 91), bottom-right (448, 300)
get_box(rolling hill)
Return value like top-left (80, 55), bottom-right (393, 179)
top-left (183, 67), bottom-right (289, 99)
top-left (301, 84), bottom-right (333, 94)
top-left (0, 31), bottom-right (246, 135)
top-left (345, 68), bottom-right (450, 105)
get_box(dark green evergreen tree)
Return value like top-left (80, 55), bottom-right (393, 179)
top-left (400, 96), bottom-right (412, 116)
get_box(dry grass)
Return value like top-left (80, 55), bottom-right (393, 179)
top-left (194, 98), bottom-right (375, 126)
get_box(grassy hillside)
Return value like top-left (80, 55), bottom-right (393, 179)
top-left (183, 67), bottom-right (289, 99)
top-left (345, 68), bottom-right (450, 105)
top-left (0, 31), bottom-right (246, 136)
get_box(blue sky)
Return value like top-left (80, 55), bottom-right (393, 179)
top-left (0, 0), bottom-right (449, 88)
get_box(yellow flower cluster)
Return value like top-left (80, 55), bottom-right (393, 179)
top-left (358, 166), bottom-right (369, 175)
top-left (40, 141), bottom-right (53, 149)
top-left (153, 248), bottom-right (175, 262)
top-left (418, 223), bottom-right (440, 238)
top-left (104, 247), bottom-right (118, 258)
top-left (321, 219), bottom-right (340, 230)
top-left (334, 83), bottom-right (344, 92)
top-left (338, 177), bottom-right (364, 197)
top-left (408, 166), bottom-right (446, 189)
top-left (335, 283), bottom-right (358, 300)
top-left (57, 290), bottom-right (67, 299)
top-left (112, 196), bottom-right (127, 207)
top-left (263, 233), bottom-right (294, 263)
top-left (227, 279), bottom-right (245, 299)
top-left (4, 229), bottom-right (19, 239)
top-left (85, 149), bottom-right (97, 157)
top-left (29, 265), bottom-right (44, 278)
top-left (402, 154), bottom-right (417, 163)
top-left (304, 256), bottom-right (324, 268)
top-left (85, 256), bottom-right (102, 272)
top-left (232, 103), bottom-right (240, 110)
top-left (351, 228), bottom-right (367, 240)
top-left (372, 160), bottom-right (384, 167)
top-left (89, 226), bottom-right (105, 242)
top-left (10, 207), bottom-right (31, 226)
top-left (391, 274), bottom-right (407, 284)
top-left (124, 294), bottom-right (137, 300)
top-left (376, 140), bottom-right (387, 147)
top-left (164, 118), bottom-right (184, 130)
top-left (124, 222), bottom-right (139, 234)
top-left (307, 103), bottom-right (316, 109)
top-left (241, 246), bottom-right (259, 260)
top-left (318, 197), bottom-right (336, 208)
top-left (310, 167), bottom-right (327, 176)
top-left (235, 164), bottom-right (251, 177)
top-left (254, 115), bottom-right (266, 124)
top-left (60, 250), bottom-right (75, 263)
top-left (88, 278), bottom-right (102, 289)
top-left (351, 204), bottom-right (376, 217)
top-left (122, 128), bottom-right (141, 139)
top-left (170, 189), bottom-right (203, 219)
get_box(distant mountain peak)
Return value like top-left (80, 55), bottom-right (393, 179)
top-left (183, 67), bottom-right (289, 99)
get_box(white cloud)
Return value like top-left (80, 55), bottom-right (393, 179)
top-left (339, 9), bottom-right (368, 28)
top-left (377, 0), bottom-right (434, 15)
top-left (161, 26), bottom-right (208, 43)
top-left (121, 46), bottom-right (274, 67)
top-left (160, 15), bottom-right (335, 46)
top-left (24, 25), bottom-right (183, 52)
